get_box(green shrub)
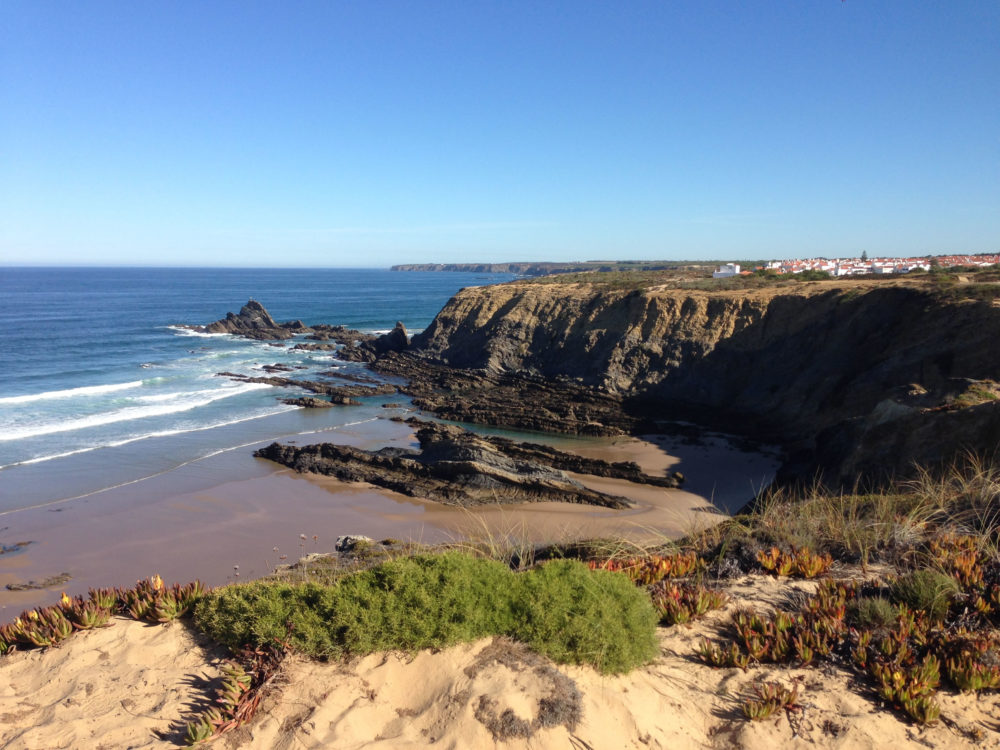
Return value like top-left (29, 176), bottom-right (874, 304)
top-left (195, 552), bottom-right (658, 674)
top-left (328, 553), bottom-right (516, 654)
top-left (847, 597), bottom-right (898, 630)
top-left (793, 269), bottom-right (831, 281)
top-left (889, 569), bottom-right (959, 621)
top-left (511, 560), bottom-right (659, 674)
top-left (193, 581), bottom-right (340, 656)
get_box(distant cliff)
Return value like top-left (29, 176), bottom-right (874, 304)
top-left (408, 279), bottom-right (1000, 485)
top-left (391, 261), bottom-right (676, 276)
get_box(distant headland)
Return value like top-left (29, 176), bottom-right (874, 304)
top-left (390, 261), bottom-right (680, 276)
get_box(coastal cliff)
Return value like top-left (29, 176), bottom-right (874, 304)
top-left (406, 279), bottom-right (1000, 484)
top-left (391, 261), bottom-right (676, 276)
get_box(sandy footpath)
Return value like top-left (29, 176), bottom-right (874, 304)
top-left (2, 575), bottom-right (997, 749)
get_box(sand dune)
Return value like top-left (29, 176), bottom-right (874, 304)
top-left (0, 618), bottom-right (226, 749)
top-left (3, 575), bottom-right (998, 749)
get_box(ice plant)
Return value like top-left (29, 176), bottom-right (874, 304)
top-left (741, 681), bottom-right (800, 721)
top-left (650, 582), bottom-right (728, 626)
top-left (184, 633), bottom-right (290, 744)
top-left (587, 551), bottom-right (701, 585)
top-left (757, 546), bottom-right (832, 579)
top-left (120, 577), bottom-right (207, 623)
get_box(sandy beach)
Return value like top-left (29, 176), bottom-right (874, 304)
top-left (0, 415), bottom-right (780, 617)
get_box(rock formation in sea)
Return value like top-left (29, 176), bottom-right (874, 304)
top-left (183, 300), bottom-right (312, 340)
top-left (255, 419), bottom-right (682, 508)
top-left (280, 396), bottom-right (339, 408)
top-left (338, 321), bottom-right (410, 363)
top-left (218, 372), bottom-right (396, 404)
top-left (304, 325), bottom-right (375, 345)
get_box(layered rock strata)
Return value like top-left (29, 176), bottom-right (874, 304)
top-left (255, 420), bottom-right (681, 508)
top-left (339, 322), bottom-right (410, 363)
top-left (373, 354), bottom-right (642, 436)
top-left (397, 279), bottom-right (1000, 485)
top-left (218, 372), bottom-right (396, 405)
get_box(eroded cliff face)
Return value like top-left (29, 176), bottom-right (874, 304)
top-left (409, 280), bottom-right (1000, 482)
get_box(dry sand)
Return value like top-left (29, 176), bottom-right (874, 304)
top-left (3, 574), bottom-right (998, 749)
top-left (0, 617), bottom-right (226, 749)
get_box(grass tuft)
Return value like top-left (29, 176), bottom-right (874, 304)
top-left (889, 569), bottom-right (959, 622)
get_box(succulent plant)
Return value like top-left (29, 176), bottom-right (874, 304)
top-left (929, 534), bottom-right (984, 590)
top-left (183, 634), bottom-right (289, 744)
top-left (941, 633), bottom-right (1000, 692)
top-left (757, 546), bottom-right (832, 579)
top-left (88, 587), bottom-right (118, 610)
top-left (9, 607), bottom-right (74, 648)
top-left (120, 576), bottom-right (208, 623)
top-left (696, 638), bottom-right (749, 670)
top-left (650, 582), bottom-right (728, 626)
top-left (588, 551), bottom-right (702, 585)
top-left (741, 681), bottom-right (800, 721)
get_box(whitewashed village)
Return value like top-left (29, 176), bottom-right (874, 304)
top-left (713, 253), bottom-right (1000, 278)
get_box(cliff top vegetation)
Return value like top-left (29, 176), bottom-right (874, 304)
top-left (520, 263), bottom-right (1000, 301)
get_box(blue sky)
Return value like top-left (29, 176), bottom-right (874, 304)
top-left (1, 1), bottom-right (997, 267)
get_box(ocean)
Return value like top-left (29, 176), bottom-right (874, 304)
top-left (0, 267), bottom-right (514, 513)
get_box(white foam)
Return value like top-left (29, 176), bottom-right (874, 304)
top-left (0, 403), bottom-right (302, 470)
top-left (0, 380), bottom-right (144, 405)
top-left (0, 382), bottom-right (275, 441)
top-left (0, 411), bottom-right (376, 515)
top-left (165, 325), bottom-right (231, 338)
top-left (132, 388), bottom-right (220, 404)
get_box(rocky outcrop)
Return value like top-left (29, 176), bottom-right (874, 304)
top-left (813, 387), bottom-right (1000, 486)
top-left (184, 300), bottom-right (311, 340)
top-left (254, 420), bottom-right (680, 508)
top-left (401, 279), bottom-right (1000, 485)
top-left (218, 372), bottom-right (396, 403)
top-left (339, 322), bottom-right (410, 363)
top-left (306, 325), bottom-right (375, 345)
top-left (373, 353), bottom-right (643, 436)
top-left (280, 397), bottom-right (340, 408)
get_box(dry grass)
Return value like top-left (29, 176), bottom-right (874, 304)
top-left (687, 455), bottom-right (1000, 572)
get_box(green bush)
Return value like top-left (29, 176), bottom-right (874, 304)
top-left (793, 269), bottom-right (831, 281)
top-left (847, 597), bottom-right (898, 630)
top-left (193, 581), bottom-right (340, 656)
top-left (511, 560), bottom-right (659, 674)
top-left (328, 553), bottom-right (516, 654)
top-left (194, 553), bottom-right (658, 674)
top-left (889, 569), bottom-right (959, 621)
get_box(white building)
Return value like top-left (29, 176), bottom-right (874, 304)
top-left (713, 263), bottom-right (741, 278)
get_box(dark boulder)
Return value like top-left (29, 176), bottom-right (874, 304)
top-left (182, 300), bottom-right (313, 340)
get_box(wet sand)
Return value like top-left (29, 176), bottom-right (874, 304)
top-left (0, 417), bottom-right (780, 617)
